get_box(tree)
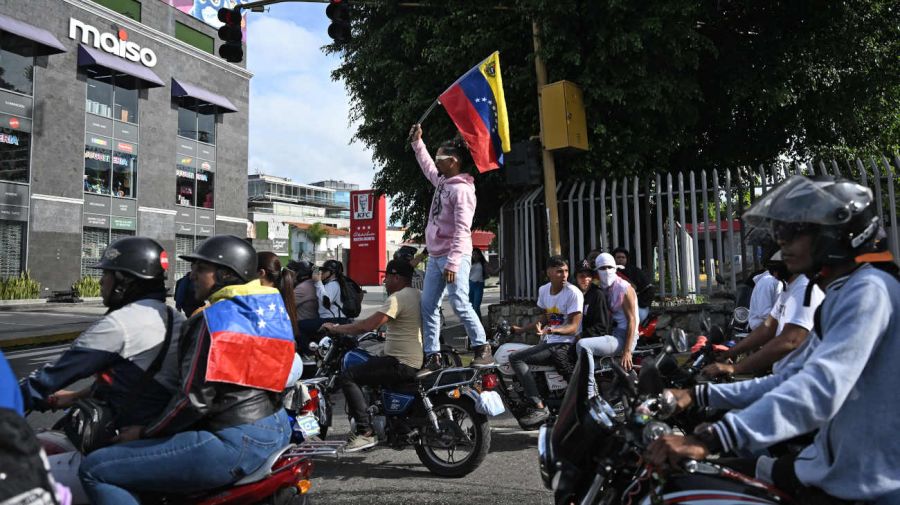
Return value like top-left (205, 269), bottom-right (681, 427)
top-left (304, 222), bottom-right (329, 258)
top-left (328, 0), bottom-right (900, 236)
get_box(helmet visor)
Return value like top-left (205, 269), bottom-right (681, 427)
top-left (743, 175), bottom-right (859, 231)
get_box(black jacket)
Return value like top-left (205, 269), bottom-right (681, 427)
top-left (620, 265), bottom-right (654, 308)
top-left (582, 284), bottom-right (616, 337)
top-left (143, 312), bottom-right (278, 437)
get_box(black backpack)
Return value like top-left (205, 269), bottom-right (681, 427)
top-left (0, 408), bottom-right (59, 505)
top-left (334, 274), bottom-right (364, 318)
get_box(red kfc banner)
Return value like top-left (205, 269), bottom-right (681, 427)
top-left (349, 190), bottom-right (386, 286)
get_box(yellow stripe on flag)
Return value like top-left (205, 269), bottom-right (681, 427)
top-left (478, 51), bottom-right (511, 154)
top-left (209, 279), bottom-right (280, 303)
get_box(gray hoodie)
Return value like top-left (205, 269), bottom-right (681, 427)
top-left (698, 264), bottom-right (900, 502)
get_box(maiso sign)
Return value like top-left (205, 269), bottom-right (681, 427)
top-left (69, 18), bottom-right (158, 68)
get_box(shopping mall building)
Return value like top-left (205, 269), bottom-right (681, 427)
top-left (0, 0), bottom-right (251, 292)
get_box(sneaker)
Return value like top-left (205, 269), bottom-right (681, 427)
top-left (344, 431), bottom-right (377, 453)
top-left (471, 345), bottom-right (495, 367)
top-left (417, 353), bottom-right (443, 377)
top-left (519, 407), bottom-right (549, 428)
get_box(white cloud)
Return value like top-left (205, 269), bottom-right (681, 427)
top-left (246, 16), bottom-right (376, 187)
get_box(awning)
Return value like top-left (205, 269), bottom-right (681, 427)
top-left (0, 13), bottom-right (67, 55)
top-left (77, 45), bottom-right (164, 88)
top-left (171, 79), bottom-right (238, 113)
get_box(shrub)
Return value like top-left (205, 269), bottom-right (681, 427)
top-left (0, 271), bottom-right (41, 300)
top-left (73, 276), bottom-right (102, 298)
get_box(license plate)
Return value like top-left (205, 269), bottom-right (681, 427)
top-left (294, 414), bottom-right (320, 438)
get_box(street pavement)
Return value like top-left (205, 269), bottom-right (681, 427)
top-left (309, 394), bottom-right (553, 505)
top-left (0, 305), bottom-right (107, 348)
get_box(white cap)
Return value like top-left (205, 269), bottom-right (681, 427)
top-left (595, 252), bottom-right (624, 270)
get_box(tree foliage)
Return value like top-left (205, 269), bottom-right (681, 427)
top-left (327, 0), bottom-right (900, 236)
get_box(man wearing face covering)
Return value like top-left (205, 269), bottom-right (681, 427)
top-left (575, 253), bottom-right (639, 399)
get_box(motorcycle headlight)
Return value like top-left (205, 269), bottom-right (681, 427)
top-left (733, 307), bottom-right (750, 325)
top-left (641, 421), bottom-right (673, 446)
top-left (317, 336), bottom-right (332, 358)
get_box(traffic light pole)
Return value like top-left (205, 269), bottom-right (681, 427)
top-left (532, 20), bottom-right (562, 256)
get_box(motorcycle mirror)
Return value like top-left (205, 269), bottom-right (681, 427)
top-left (638, 361), bottom-right (665, 396)
top-left (308, 342), bottom-right (319, 353)
top-left (733, 306), bottom-right (750, 325)
top-left (708, 325), bottom-right (726, 345)
top-left (667, 328), bottom-right (689, 353)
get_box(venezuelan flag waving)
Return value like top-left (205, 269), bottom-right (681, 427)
top-left (439, 51), bottom-right (511, 173)
top-left (203, 281), bottom-right (295, 392)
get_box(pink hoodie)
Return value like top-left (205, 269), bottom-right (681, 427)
top-left (413, 139), bottom-right (476, 273)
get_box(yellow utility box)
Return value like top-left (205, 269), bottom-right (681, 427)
top-left (541, 80), bottom-right (589, 151)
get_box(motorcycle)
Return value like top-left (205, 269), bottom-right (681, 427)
top-left (32, 380), bottom-right (342, 505)
top-left (314, 330), bottom-right (500, 477)
top-left (538, 333), bottom-right (792, 505)
top-left (489, 320), bottom-right (655, 430)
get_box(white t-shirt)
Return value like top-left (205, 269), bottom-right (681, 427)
top-left (748, 272), bottom-right (783, 330)
top-left (769, 274), bottom-right (824, 336)
top-left (537, 282), bottom-right (584, 344)
top-left (470, 262), bottom-right (484, 283)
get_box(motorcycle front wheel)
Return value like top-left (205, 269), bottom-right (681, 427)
top-left (414, 397), bottom-right (490, 478)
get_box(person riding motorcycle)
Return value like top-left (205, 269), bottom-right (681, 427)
top-left (745, 249), bottom-right (786, 331)
top-left (21, 237), bottom-right (183, 429)
top-left (321, 259), bottom-right (423, 452)
top-left (647, 176), bottom-right (900, 505)
top-left (78, 235), bottom-right (295, 505)
top-left (702, 251), bottom-right (824, 378)
top-left (317, 259), bottom-right (350, 321)
top-left (288, 259), bottom-right (319, 354)
top-left (509, 255), bottom-right (584, 425)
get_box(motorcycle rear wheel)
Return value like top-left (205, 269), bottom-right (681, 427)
top-left (414, 398), bottom-right (490, 478)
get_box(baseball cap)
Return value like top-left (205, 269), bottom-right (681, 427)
top-left (385, 259), bottom-right (414, 279)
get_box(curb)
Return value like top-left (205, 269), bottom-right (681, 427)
top-left (0, 331), bottom-right (81, 350)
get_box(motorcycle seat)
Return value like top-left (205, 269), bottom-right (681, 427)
top-left (233, 444), bottom-right (293, 486)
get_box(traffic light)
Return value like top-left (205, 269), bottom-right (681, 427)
top-left (217, 7), bottom-right (243, 63)
top-left (326, 0), bottom-right (351, 43)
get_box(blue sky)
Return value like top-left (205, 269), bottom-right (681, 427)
top-left (244, 3), bottom-right (376, 190)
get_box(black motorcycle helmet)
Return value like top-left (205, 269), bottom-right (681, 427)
top-left (92, 237), bottom-right (168, 280)
top-left (320, 259), bottom-right (344, 276)
top-left (179, 235), bottom-right (257, 282)
top-left (287, 259), bottom-right (314, 281)
top-left (744, 175), bottom-right (880, 274)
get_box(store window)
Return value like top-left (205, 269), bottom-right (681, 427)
top-left (196, 167), bottom-right (214, 209)
top-left (0, 127), bottom-right (30, 184)
top-left (176, 160), bottom-right (195, 207)
top-left (86, 71), bottom-right (139, 124)
top-left (112, 144), bottom-right (137, 198)
top-left (0, 35), bottom-right (35, 96)
top-left (175, 22), bottom-right (214, 54)
top-left (84, 143), bottom-right (112, 195)
top-left (177, 100), bottom-right (216, 146)
top-left (0, 220), bottom-right (25, 278)
top-left (91, 0), bottom-right (142, 22)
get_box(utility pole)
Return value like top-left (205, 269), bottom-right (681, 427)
top-left (532, 20), bottom-right (561, 256)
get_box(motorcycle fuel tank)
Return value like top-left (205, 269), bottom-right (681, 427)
top-left (639, 473), bottom-right (781, 505)
top-left (495, 343), bottom-right (559, 375)
top-left (342, 348), bottom-right (372, 371)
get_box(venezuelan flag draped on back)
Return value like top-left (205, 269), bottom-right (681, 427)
top-left (439, 51), bottom-right (511, 173)
top-left (203, 281), bottom-right (295, 392)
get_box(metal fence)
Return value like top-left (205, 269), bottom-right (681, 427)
top-left (498, 155), bottom-right (900, 300)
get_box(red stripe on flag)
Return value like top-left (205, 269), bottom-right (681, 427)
top-left (440, 84), bottom-right (500, 172)
top-left (206, 331), bottom-right (294, 392)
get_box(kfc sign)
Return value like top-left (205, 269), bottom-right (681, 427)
top-left (353, 193), bottom-right (374, 220)
top-left (69, 18), bottom-right (158, 68)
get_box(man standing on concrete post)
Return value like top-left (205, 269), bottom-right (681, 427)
top-left (409, 124), bottom-right (493, 372)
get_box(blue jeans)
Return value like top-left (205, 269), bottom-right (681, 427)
top-left (79, 410), bottom-right (292, 505)
top-left (421, 255), bottom-right (487, 354)
top-left (577, 330), bottom-right (636, 398)
top-left (469, 281), bottom-right (485, 319)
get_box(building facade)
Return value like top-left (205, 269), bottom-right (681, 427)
top-left (0, 0), bottom-right (250, 292)
top-left (248, 174), bottom-right (357, 259)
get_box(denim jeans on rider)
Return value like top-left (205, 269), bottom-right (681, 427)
top-left (576, 328), bottom-right (636, 399)
top-left (421, 254), bottom-right (486, 355)
top-left (509, 342), bottom-right (572, 407)
top-left (79, 410), bottom-right (292, 505)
